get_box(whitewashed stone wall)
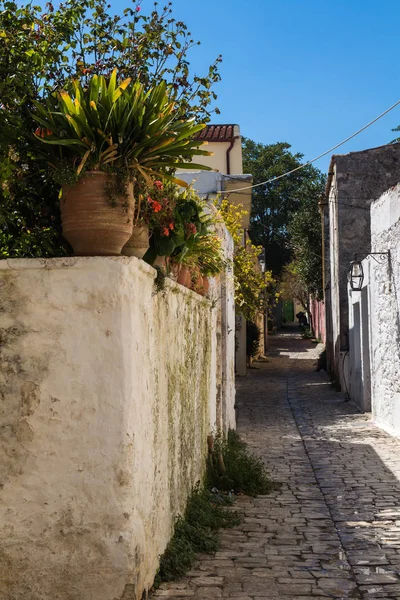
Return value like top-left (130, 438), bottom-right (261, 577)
top-left (325, 144), bottom-right (400, 385)
top-left (369, 186), bottom-right (400, 436)
top-left (347, 184), bottom-right (400, 436)
top-left (0, 256), bottom-right (234, 600)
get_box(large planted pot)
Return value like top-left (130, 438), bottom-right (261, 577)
top-left (122, 225), bottom-right (149, 258)
top-left (197, 276), bottom-right (209, 297)
top-left (61, 171), bottom-right (134, 256)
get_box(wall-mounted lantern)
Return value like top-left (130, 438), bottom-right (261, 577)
top-left (348, 251), bottom-right (390, 291)
top-left (348, 260), bottom-right (364, 291)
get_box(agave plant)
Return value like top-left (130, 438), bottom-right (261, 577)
top-left (32, 69), bottom-right (212, 184)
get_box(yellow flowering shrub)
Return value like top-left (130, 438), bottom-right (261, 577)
top-left (217, 198), bottom-right (277, 320)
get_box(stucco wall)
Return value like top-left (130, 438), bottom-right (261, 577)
top-left (369, 185), bottom-right (400, 436)
top-left (0, 256), bottom-right (226, 600)
top-left (325, 143), bottom-right (400, 384)
top-left (180, 139), bottom-right (243, 175)
top-left (347, 184), bottom-right (400, 434)
top-left (348, 265), bottom-right (372, 412)
top-left (309, 298), bottom-right (326, 344)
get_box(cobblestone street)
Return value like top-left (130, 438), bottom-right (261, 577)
top-left (154, 329), bottom-right (400, 599)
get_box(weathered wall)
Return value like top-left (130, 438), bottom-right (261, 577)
top-left (325, 143), bottom-right (400, 385)
top-left (369, 185), bottom-right (400, 435)
top-left (347, 183), bottom-right (400, 433)
top-left (309, 298), bottom-right (326, 343)
top-left (213, 219), bottom-right (236, 431)
top-left (348, 265), bottom-right (372, 412)
top-left (0, 256), bottom-right (225, 600)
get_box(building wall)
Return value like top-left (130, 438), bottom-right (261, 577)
top-left (0, 256), bottom-right (234, 600)
top-left (325, 143), bottom-right (400, 385)
top-left (348, 264), bottom-right (372, 411)
top-left (310, 298), bottom-right (326, 343)
top-left (189, 138), bottom-right (243, 175)
top-left (369, 185), bottom-right (400, 435)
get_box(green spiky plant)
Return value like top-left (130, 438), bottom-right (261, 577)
top-left (32, 69), bottom-right (212, 187)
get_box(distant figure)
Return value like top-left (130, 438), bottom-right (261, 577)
top-left (296, 311), bottom-right (308, 327)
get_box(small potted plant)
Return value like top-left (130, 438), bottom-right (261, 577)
top-left (32, 71), bottom-right (211, 256)
top-left (143, 186), bottom-right (210, 280)
top-left (124, 179), bottom-right (176, 260)
top-left (193, 234), bottom-right (226, 295)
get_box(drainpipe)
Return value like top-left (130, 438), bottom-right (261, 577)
top-left (226, 137), bottom-right (239, 175)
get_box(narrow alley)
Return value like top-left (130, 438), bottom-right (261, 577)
top-left (154, 329), bottom-right (400, 600)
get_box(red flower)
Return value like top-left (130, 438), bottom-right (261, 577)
top-left (148, 196), bottom-right (162, 213)
top-left (154, 180), bottom-right (163, 190)
top-left (136, 5), bottom-right (141, 11)
top-left (169, 222), bottom-right (174, 230)
top-left (162, 227), bottom-right (170, 236)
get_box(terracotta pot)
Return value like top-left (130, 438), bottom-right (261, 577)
top-left (198, 276), bottom-right (209, 297)
top-left (122, 225), bottom-right (149, 258)
top-left (177, 265), bottom-right (191, 288)
top-left (61, 171), bottom-right (134, 256)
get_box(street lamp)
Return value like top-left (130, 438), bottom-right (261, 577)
top-left (348, 260), bottom-right (364, 291)
top-left (348, 251), bottom-right (390, 291)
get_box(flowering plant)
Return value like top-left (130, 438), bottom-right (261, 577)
top-left (143, 184), bottom-right (210, 265)
top-left (138, 179), bottom-right (176, 232)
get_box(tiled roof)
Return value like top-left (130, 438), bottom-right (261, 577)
top-left (195, 124), bottom-right (238, 142)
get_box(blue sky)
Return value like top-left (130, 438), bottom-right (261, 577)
top-left (157, 0), bottom-right (400, 174)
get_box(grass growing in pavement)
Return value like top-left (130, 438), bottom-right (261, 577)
top-left (206, 429), bottom-right (274, 497)
top-left (153, 430), bottom-right (276, 588)
top-left (153, 486), bottom-right (240, 586)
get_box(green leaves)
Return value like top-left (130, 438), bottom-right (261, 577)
top-left (32, 71), bottom-right (212, 180)
top-left (0, 0), bottom-right (221, 259)
top-left (243, 137), bottom-right (325, 277)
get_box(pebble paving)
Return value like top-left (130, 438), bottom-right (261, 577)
top-left (153, 329), bottom-right (400, 599)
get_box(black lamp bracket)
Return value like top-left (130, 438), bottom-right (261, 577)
top-left (354, 251), bottom-right (390, 265)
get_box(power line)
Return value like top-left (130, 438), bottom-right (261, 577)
top-left (222, 189), bottom-right (372, 210)
top-left (220, 98), bottom-right (400, 194)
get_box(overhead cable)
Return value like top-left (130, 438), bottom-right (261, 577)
top-left (221, 98), bottom-right (400, 194)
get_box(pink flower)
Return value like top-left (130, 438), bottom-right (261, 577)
top-left (154, 180), bottom-right (163, 190)
top-left (136, 5), bottom-right (141, 11)
top-left (186, 223), bottom-right (197, 236)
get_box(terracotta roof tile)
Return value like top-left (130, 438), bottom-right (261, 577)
top-left (195, 124), bottom-right (238, 142)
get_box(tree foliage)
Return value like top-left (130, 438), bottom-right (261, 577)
top-left (217, 199), bottom-right (276, 321)
top-left (242, 138), bottom-right (325, 276)
top-left (0, 0), bottom-right (222, 258)
top-left (288, 185), bottom-right (324, 300)
top-left (280, 262), bottom-right (309, 308)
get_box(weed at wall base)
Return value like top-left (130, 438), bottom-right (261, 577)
top-left (206, 429), bottom-right (275, 497)
top-left (152, 430), bottom-right (277, 590)
top-left (153, 486), bottom-right (240, 588)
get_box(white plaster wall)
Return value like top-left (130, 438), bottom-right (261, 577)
top-left (0, 257), bottom-right (220, 600)
top-left (328, 170), bottom-right (341, 380)
top-left (348, 263), bottom-right (372, 412)
top-left (177, 171), bottom-right (224, 196)
top-left (215, 220), bottom-right (236, 431)
top-left (368, 185), bottom-right (400, 436)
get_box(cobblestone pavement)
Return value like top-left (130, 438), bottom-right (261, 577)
top-left (153, 329), bottom-right (400, 599)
